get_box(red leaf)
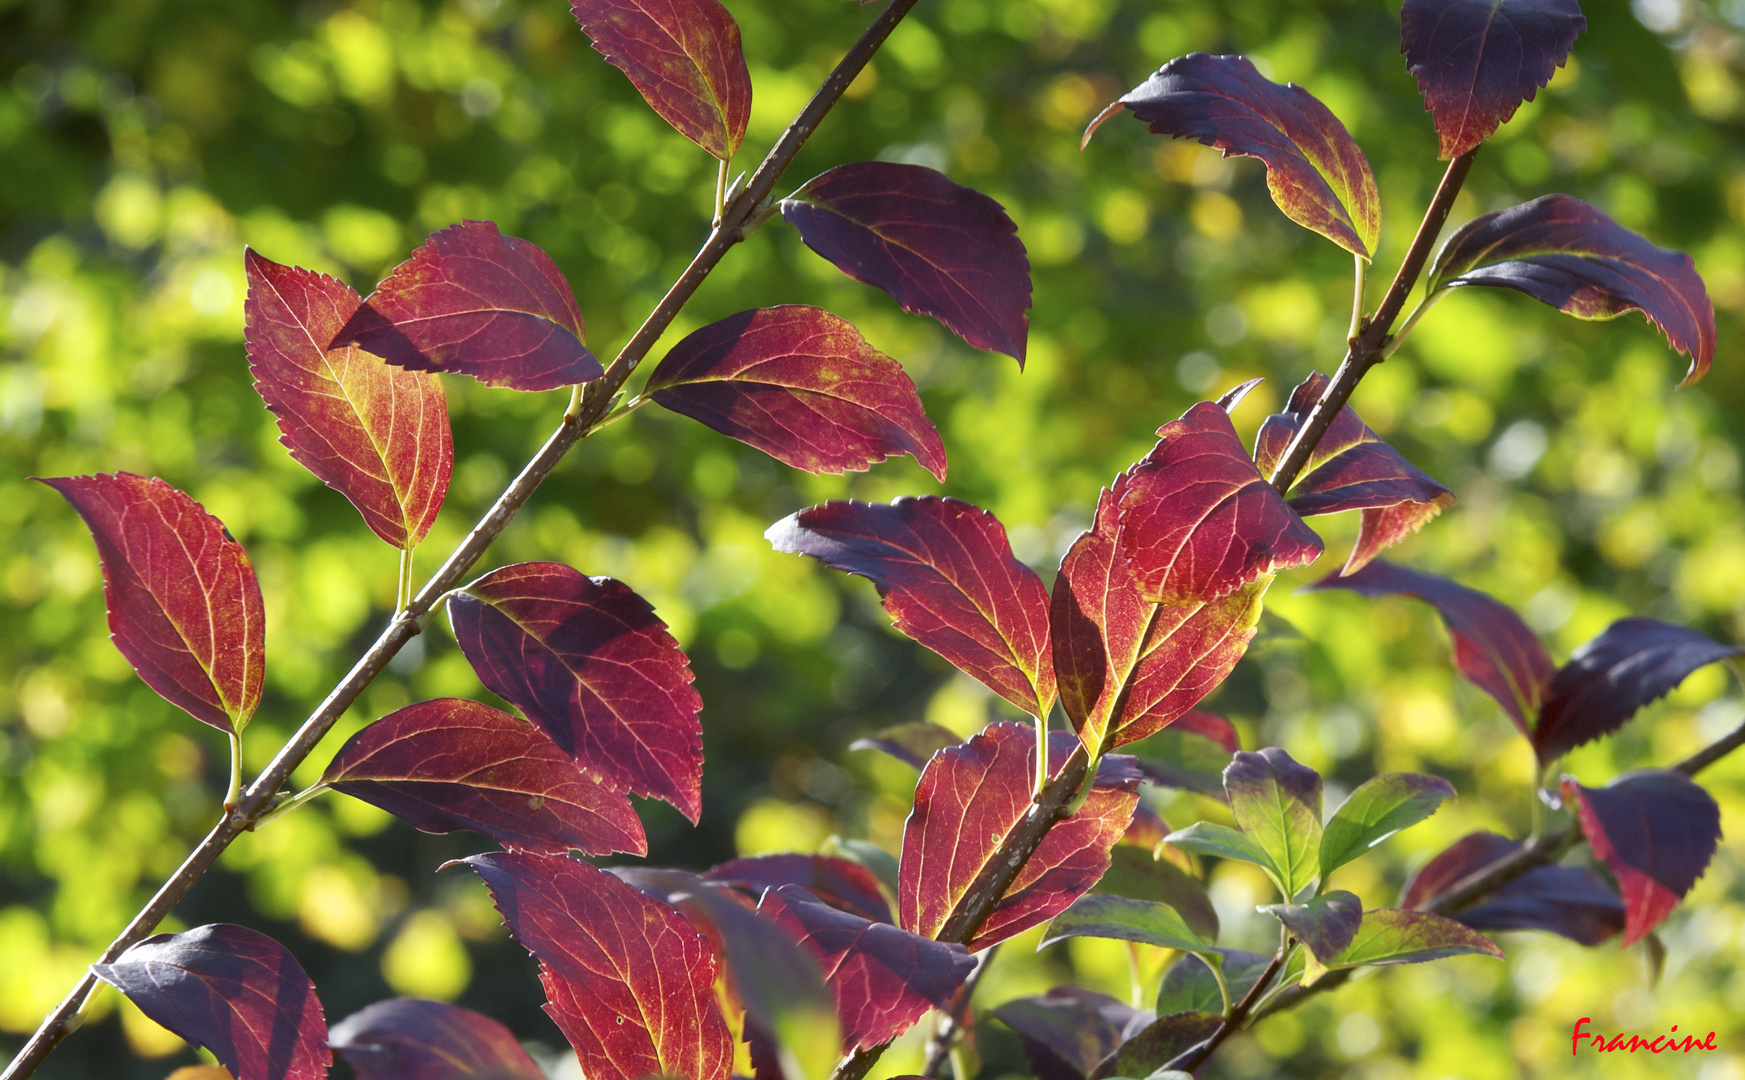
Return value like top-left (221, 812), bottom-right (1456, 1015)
top-left (1052, 489), bottom-right (1268, 752)
top-left (1090, 53), bottom-right (1379, 258)
top-left (706, 854), bottom-right (894, 924)
top-left (1401, 0), bottom-right (1586, 159)
top-left (1114, 402), bottom-right (1322, 605)
top-left (329, 998), bottom-right (545, 1080)
top-left (569, 0), bottom-right (751, 160)
top-left (758, 884), bottom-right (975, 1049)
top-left (464, 852), bottom-right (733, 1080)
top-left (336, 221), bottom-right (602, 392)
top-left (1427, 195), bottom-right (1716, 386)
top-left (767, 497), bottom-right (1055, 718)
top-left (321, 698), bottom-right (646, 856)
top-left (40, 473), bottom-right (264, 733)
top-left (779, 163), bottom-right (1031, 364)
top-left (244, 250), bottom-right (451, 550)
top-left (1171, 710), bottom-right (1240, 754)
top-left (1563, 771), bottom-right (1721, 948)
top-left (899, 721), bottom-right (1137, 950)
top-left (1401, 831), bottom-right (1624, 946)
top-left (1254, 372), bottom-right (1453, 574)
top-left (1308, 560), bottom-right (1552, 735)
top-left (448, 562), bottom-right (704, 821)
top-left (646, 306), bottom-right (947, 481)
top-left (90, 925), bottom-right (328, 1080)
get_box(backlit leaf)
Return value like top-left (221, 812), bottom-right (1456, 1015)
top-left (1093, 846), bottom-right (1220, 941)
top-left (569, 0), bottom-right (751, 160)
top-left (1320, 772), bottom-right (1456, 877)
top-left (768, 497), bottom-right (1055, 717)
top-left (1089, 53), bottom-right (1380, 258)
top-left (991, 987), bottom-right (1147, 1080)
top-left (329, 998), bottom-right (545, 1080)
top-left (1254, 372), bottom-right (1452, 575)
top-left (1325, 907), bottom-right (1504, 968)
top-left (41, 473), bottom-right (264, 733)
top-left (1154, 949), bottom-right (1272, 1016)
top-left (706, 854), bottom-right (894, 924)
top-left (321, 698), bottom-right (646, 856)
top-left (899, 721), bottom-right (1137, 950)
top-left (1225, 748), bottom-right (1322, 899)
top-left (646, 305), bottom-right (947, 482)
top-left (1426, 195), bottom-right (1715, 385)
top-left (1259, 890), bottom-right (1361, 980)
top-left (463, 852), bottom-right (732, 1080)
top-left (336, 221), bottom-right (601, 392)
top-left (1308, 560), bottom-right (1553, 735)
top-left (779, 162), bottom-right (1031, 364)
top-left (1087, 1012), bottom-right (1222, 1080)
top-left (1115, 402), bottom-right (1322, 605)
top-left (1402, 831), bottom-right (1624, 946)
top-left (1163, 822), bottom-right (1280, 882)
top-left (1401, 0), bottom-right (1586, 159)
top-left (1039, 893), bottom-right (1209, 953)
top-left (1563, 770), bottom-right (1721, 947)
top-left (1533, 617), bottom-right (1741, 763)
top-left (90, 925), bottom-right (328, 1080)
top-left (448, 561), bottom-right (703, 821)
top-left (849, 720), bottom-right (962, 771)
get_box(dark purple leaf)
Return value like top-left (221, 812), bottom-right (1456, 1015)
top-left (758, 884), bottom-right (974, 1049)
top-left (1403, 832), bottom-right (1625, 946)
top-left (768, 497), bottom-right (1055, 718)
top-left (1326, 907), bottom-right (1504, 967)
top-left (1320, 772), bottom-right (1457, 876)
top-left (90, 925), bottom-right (328, 1080)
top-left (991, 987), bottom-right (1147, 1080)
top-left (1087, 1012), bottom-right (1222, 1080)
top-left (779, 162), bottom-right (1031, 364)
top-left (329, 998), bottom-right (544, 1080)
top-left (1534, 617), bottom-right (1741, 763)
top-left (1401, 0), bottom-right (1586, 159)
top-left (448, 561), bottom-right (703, 821)
top-left (1563, 770), bottom-right (1721, 947)
top-left (336, 221), bottom-right (601, 393)
top-left (706, 854), bottom-right (894, 924)
top-left (1115, 402), bottom-right (1323, 605)
top-left (1260, 890), bottom-right (1362, 975)
top-left (646, 305), bottom-right (947, 481)
top-left (1427, 195), bottom-right (1715, 384)
top-left (1308, 560), bottom-right (1553, 736)
top-left (321, 698), bottom-right (645, 856)
top-left (1093, 846), bottom-right (1219, 941)
top-left (1224, 747), bottom-right (1323, 898)
top-left (1087, 53), bottom-right (1379, 258)
top-left (847, 721), bottom-right (962, 772)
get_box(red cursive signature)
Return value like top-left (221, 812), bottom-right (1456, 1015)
top-left (1573, 1018), bottom-right (1719, 1056)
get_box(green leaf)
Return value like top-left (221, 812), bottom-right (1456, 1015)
top-left (1259, 890), bottom-right (1362, 984)
top-left (1093, 846), bottom-right (1219, 941)
top-left (1087, 1012), bottom-right (1221, 1080)
top-left (1162, 822), bottom-right (1282, 885)
top-left (1326, 908), bottom-right (1504, 969)
top-left (1223, 749), bottom-right (1322, 898)
top-left (1040, 893), bottom-right (1210, 953)
top-left (1320, 773), bottom-right (1456, 877)
top-left (1154, 949), bottom-right (1272, 1016)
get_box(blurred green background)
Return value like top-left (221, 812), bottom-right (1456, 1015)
top-left (4, 0), bottom-right (1745, 1075)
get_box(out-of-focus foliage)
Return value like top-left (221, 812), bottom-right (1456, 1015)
top-left (2, 0), bottom-right (1745, 1075)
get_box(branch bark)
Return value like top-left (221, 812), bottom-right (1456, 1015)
top-left (0, 4), bottom-right (919, 1077)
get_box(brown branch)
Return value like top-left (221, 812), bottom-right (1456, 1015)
top-left (0, 4), bottom-right (920, 1077)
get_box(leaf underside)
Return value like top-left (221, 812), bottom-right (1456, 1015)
top-left (1564, 770), bottom-right (1721, 948)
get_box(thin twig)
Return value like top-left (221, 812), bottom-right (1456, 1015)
top-left (0, 4), bottom-right (919, 1076)
top-left (1162, 945), bottom-right (1288, 1073)
top-left (920, 946), bottom-right (997, 1077)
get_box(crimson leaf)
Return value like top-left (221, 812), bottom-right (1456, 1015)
top-left (779, 162), bottom-right (1031, 364)
top-left (41, 473), bottom-right (264, 733)
top-left (321, 698), bottom-right (645, 856)
top-left (1402, 831), bottom-right (1624, 946)
top-left (1426, 195), bottom-right (1715, 385)
top-left (1308, 560), bottom-right (1553, 736)
top-left (336, 221), bottom-right (601, 392)
top-left (848, 720), bottom-right (963, 772)
top-left (767, 496), bottom-right (1055, 717)
top-left (90, 924), bottom-right (328, 1080)
top-left (706, 854), bottom-right (894, 924)
top-left (448, 561), bottom-right (704, 821)
top-left (1401, 0), bottom-right (1586, 159)
top-left (1115, 402), bottom-right (1323, 605)
top-left (1534, 617), bottom-right (1741, 763)
top-left (1563, 770), bottom-right (1721, 947)
top-left (900, 721), bottom-right (1137, 950)
top-left (645, 305), bottom-right (947, 481)
top-left (1254, 372), bottom-right (1453, 575)
top-left (329, 998), bottom-right (545, 1080)
top-left (1087, 53), bottom-right (1380, 258)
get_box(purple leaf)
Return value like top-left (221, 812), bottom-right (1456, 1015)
top-left (336, 221), bottom-right (602, 392)
top-left (1259, 890), bottom-right (1362, 973)
top-left (90, 925), bottom-right (328, 1080)
top-left (1115, 402), bottom-right (1323, 604)
top-left (1563, 770), bottom-right (1721, 947)
top-left (1087, 53), bottom-right (1380, 258)
top-left (991, 987), bottom-right (1148, 1080)
top-left (1224, 747), bottom-right (1323, 898)
top-left (779, 162), bottom-right (1031, 364)
top-left (706, 854), bottom-right (894, 924)
top-left (448, 561), bottom-right (703, 821)
top-left (1534, 617), bottom-right (1741, 763)
top-left (1401, 0), bottom-right (1586, 159)
top-left (329, 998), bottom-right (545, 1080)
top-left (767, 496), bottom-right (1055, 718)
top-left (1308, 560), bottom-right (1553, 736)
top-left (1254, 372), bottom-right (1453, 575)
top-left (758, 884), bottom-right (975, 1049)
top-left (1402, 831), bottom-right (1623, 946)
top-left (848, 720), bottom-right (963, 772)
top-left (569, 0), bottom-right (751, 160)
top-left (321, 698), bottom-right (646, 856)
top-left (1088, 1012), bottom-right (1222, 1080)
top-left (1427, 195), bottom-right (1715, 384)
